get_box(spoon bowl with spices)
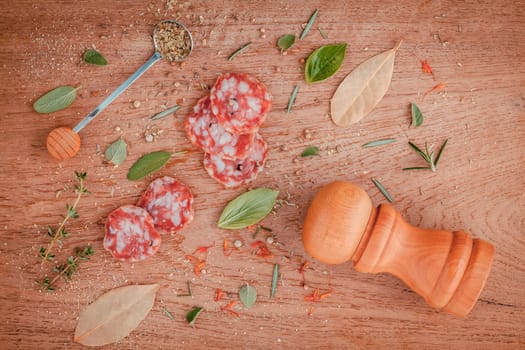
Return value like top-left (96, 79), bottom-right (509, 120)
top-left (46, 20), bottom-right (193, 161)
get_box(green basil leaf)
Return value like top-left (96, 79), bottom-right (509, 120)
top-left (277, 34), bottom-right (296, 51)
top-left (301, 146), bottom-right (319, 157)
top-left (305, 43), bottom-right (347, 83)
top-left (149, 105), bottom-right (181, 121)
top-left (127, 151), bottom-right (171, 180)
top-left (104, 139), bottom-right (127, 165)
top-left (83, 48), bottom-right (107, 66)
top-left (185, 306), bottom-right (203, 328)
top-left (218, 188), bottom-right (279, 229)
top-left (411, 102), bottom-right (424, 128)
top-left (33, 86), bottom-right (79, 113)
top-left (239, 284), bottom-right (257, 308)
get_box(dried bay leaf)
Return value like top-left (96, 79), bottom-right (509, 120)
top-left (33, 86), bottom-right (80, 113)
top-left (330, 42), bottom-right (402, 127)
top-left (74, 284), bottom-right (160, 347)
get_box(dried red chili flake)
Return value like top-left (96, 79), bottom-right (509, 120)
top-left (423, 82), bottom-right (446, 99)
top-left (221, 300), bottom-right (240, 317)
top-left (223, 239), bottom-right (233, 256)
top-left (299, 261), bottom-right (309, 275)
top-left (305, 288), bottom-right (331, 302)
top-left (307, 306), bottom-right (314, 317)
top-left (185, 254), bottom-right (199, 264)
top-left (250, 240), bottom-right (273, 258)
top-left (193, 260), bottom-right (206, 276)
top-left (214, 288), bottom-right (225, 302)
top-left (193, 243), bottom-right (214, 255)
top-left (421, 60), bottom-right (433, 75)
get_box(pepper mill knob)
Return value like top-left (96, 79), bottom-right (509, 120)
top-left (302, 181), bottom-right (494, 317)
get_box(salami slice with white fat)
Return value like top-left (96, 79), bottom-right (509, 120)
top-left (185, 95), bottom-right (254, 159)
top-left (203, 133), bottom-right (268, 188)
top-left (136, 176), bottom-right (194, 234)
top-left (209, 73), bottom-right (272, 134)
top-left (104, 205), bottom-right (161, 262)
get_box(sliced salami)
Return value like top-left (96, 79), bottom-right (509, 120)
top-left (185, 95), bottom-right (254, 159)
top-left (104, 205), bottom-right (161, 262)
top-left (136, 176), bottom-right (194, 234)
top-left (203, 133), bottom-right (268, 188)
top-left (209, 73), bottom-right (272, 134)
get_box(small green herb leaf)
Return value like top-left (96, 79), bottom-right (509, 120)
top-left (362, 138), bottom-right (396, 148)
top-left (300, 9), bottom-right (319, 40)
top-left (186, 306), bottom-right (203, 328)
top-left (33, 86), bottom-right (79, 113)
top-left (371, 178), bottom-right (393, 203)
top-left (301, 146), bottom-right (319, 157)
top-left (239, 284), bottom-right (257, 308)
top-left (305, 43), bottom-right (347, 83)
top-left (434, 138), bottom-right (448, 167)
top-left (150, 105), bottom-right (181, 121)
top-left (318, 27), bottom-right (327, 39)
top-left (218, 188), bottom-right (279, 229)
top-left (277, 34), bottom-right (296, 51)
top-left (83, 48), bottom-right (107, 66)
top-left (411, 103), bottom-right (424, 128)
top-left (127, 151), bottom-right (171, 180)
top-left (271, 264), bottom-right (279, 298)
top-left (287, 85), bottom-right (299, 113)
top-left (104, 139), bottom-right (127, 165)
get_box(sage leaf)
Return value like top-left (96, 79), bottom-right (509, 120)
top-left (305, 43), bottom-right (347, 83)
top-left (104, 139), bottom-right (127, 165)
top-left (150, 105), bottom-right (180, 121)
top-left (411, 103), bottom-right (424, 128)
top-left (301, 146), bottom-right (319, 157)
top-left (127, 151), bottom-right (171, 180)
top-left (331, 41), bottom-right (402, 127)
top-left (83, 48), bottom-right (107, 65)
top-left (74, 284), bottom-right (159, 346)
top-left (186, 306), bottom-right (203, 328)
top-left (218, 188), bottom-right (279, 229)
top-left (300, 9), bottom-right (319, 40)
top-left (270, 264), bottom-right (279, 298)
top-left (239, 284), bottom-right (257, 308)
top-left (277, 34), bottom-right (296, 51)
top-left (33, 86), bottom-right (79, 113)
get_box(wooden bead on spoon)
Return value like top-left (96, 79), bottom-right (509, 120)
top-left (302, 181), bottom-right (494, 317)
top-left (46, 127), bottom-right (80, 160)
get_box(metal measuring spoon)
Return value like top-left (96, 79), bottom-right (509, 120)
top-left (46, 20), bottom-right (193, 160)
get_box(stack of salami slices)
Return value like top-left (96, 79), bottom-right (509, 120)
top-left (104, 176), bottom-right (194, 262)
top-left (185, 72), bottom-right (272, 188)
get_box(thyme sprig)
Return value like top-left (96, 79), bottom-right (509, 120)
top-left (39, 171), bottom-right (89, 265)
top-left (403, 139), bottom-right (448, 172)
top-left (37, 245), bottom-right (94, 291)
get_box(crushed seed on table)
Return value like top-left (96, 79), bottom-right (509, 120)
top-left (155, 21), bottom-right (192, 61)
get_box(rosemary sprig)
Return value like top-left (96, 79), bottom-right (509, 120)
top-left (287, 85), bottom-right (299, 113)
top-left (37, 245), bottom-right (94, 291)
top-left (300, 9), bottom-right (319, 40)
top-left (40, 171), bottom-right (89, 265)
top-left (228, 42), bottom-right (252, 61)
top-left (371, 178), bottom-right (393, 203)
top-left (403, 139), bottom-right (449, 172)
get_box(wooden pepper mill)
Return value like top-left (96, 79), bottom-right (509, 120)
top-left (302, 181), bottom-right (494, 317)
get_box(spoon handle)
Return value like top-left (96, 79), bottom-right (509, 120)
top-left (73, 51), bottom-right (162, 133)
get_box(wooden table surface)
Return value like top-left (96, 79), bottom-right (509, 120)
top-left (1, 0), bottom-right (524, 348)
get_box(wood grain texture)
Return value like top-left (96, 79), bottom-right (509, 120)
top-left (0, 0), bottom-right (524, 349)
